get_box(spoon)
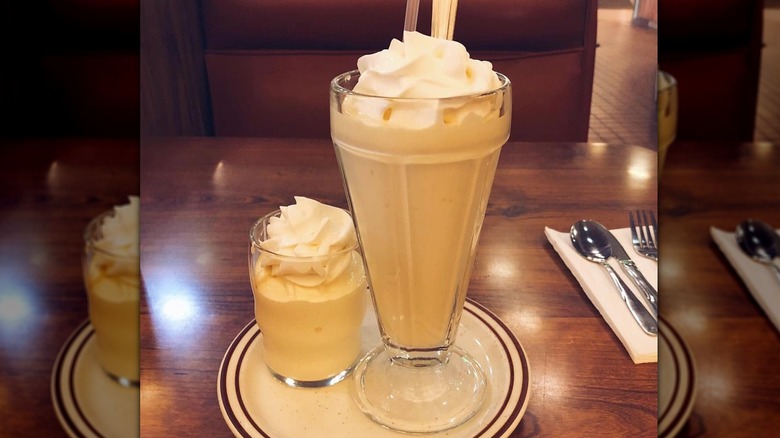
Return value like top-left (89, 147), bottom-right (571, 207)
top-left (736, 219), bottom-right (780, 282)
top-left (571, 220), bottom-right (657, 336)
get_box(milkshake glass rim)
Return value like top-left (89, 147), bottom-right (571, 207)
top-left (249, 209), bottom-right (359, 262)
top-left (84, 209), bottom-right (139, 260)
top-left (330, 69), bottom-right (511, 101)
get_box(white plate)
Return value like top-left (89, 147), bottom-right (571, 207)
top-left (658, 317), bottom-right (697, 438)
top-left (51, 320), bottom-right (140, 438)
top-left (218, 298), bottom-right (530, 437)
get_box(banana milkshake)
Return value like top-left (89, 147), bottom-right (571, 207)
top-left (331, 31), bottom-right (511, 351)
top-left (83, 196), bottom-right (140, 384)
top-left (250, 197), bottom-right (367, 385)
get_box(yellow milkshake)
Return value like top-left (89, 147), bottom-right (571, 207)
top-left (83, 196), bottom-right (140, 384)
top-left (250, 197), bottom-right (366, 385)
top-left (331, 31), bottom-right (510, 350)
top-left (330, 31), bottom-right (512, 432)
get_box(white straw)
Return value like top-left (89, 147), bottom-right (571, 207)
top-left (404, 0), bottom-right (420, 32)
top-left (431, 0), bottom-right (458, 40)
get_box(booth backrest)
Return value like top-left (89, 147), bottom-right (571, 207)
top-left (2, 0), bottom-right (139, 137)
top-left (200, 0), bottom-right (597, 141)
top-left (659, 0), bottom-right (764, 141)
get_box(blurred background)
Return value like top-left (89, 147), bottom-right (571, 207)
top-left (0, 1), bottom-right (140, 436)
top-left (658, 0), bottom-right (780, 436)
top-left (1, 0), bottom-right (139, 137)
top-left (589, 0), bottom-right (657, 148)
top-left (659, 0), bottom-right (778, 143)
top-left (140, 0), bottom-right (658, 150)
top-left (141, 0), bottom-right (780, 149)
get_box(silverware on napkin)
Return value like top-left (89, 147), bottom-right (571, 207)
top-left (629, 210), bottom-right (658, 261)
top-left (571, 220), bottom-right (658, 336)
top-left (605, 228), bottom-right (658, 317)
top-left (736, 219), bottom-right (780, 284)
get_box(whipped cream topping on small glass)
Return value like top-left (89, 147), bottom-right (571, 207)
top-left (89, 196), bottom-right (139, 278)
top-left (95, 196), bottom-right (139, 255)
top-left (257, 197), bottom-right (358, 287)
top-left (343, 31), bottom-right (503, 129)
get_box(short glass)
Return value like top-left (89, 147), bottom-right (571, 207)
top-left (249, 209), bottom-right (367, 388)
top-left (658, 70), bottom-right (678, 174)
top-left (82, 210), bottom-right (140, 387)
top-left (330, 70), bottom-right (512, 432)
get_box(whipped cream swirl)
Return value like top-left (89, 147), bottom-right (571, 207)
top-left (258, 197), bottom-right (357, 287)
top-left (345, 31), bottom-right (502, 129)
top-left (90, 196), bottom-right (140, 277)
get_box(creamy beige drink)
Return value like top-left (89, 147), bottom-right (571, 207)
top-left (331, 30), bottom-right (511, 433)
top-left (331, 31), bottom-right (510, 349)
top-left (83, 197), bottom-right (140, 384)
top-left (250, 197), bottom-right (366, 385)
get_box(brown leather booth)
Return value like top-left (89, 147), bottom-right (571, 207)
top-left (197, 0), bottom-right (597, 142)
top-left (659, 0), bottom-right (764, 142)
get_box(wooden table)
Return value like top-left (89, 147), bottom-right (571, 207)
top-left (140, 137), bottom-right (657, 437)
top-left (660, 141), bottom-right (780, 436)
top-left (0, 139), bottom-right (139, 436)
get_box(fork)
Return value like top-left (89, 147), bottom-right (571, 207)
top-left (629, 210), bottom-right (658, 261)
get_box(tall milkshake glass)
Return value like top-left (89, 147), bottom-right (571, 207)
top-left (330, 70), bottom-right (511, 432)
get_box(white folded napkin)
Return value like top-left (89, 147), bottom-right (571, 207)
top-left (545, 227), bottom-right (658, 364)
top-left (711, 227), bottom-right (780, 332)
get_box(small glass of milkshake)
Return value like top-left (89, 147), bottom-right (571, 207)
top-left (83, 196), bottom-right (140, 387)
top-left (331, 31), bottom-right (512, 433)
top-left (249, 197), bottom-right (367, 387)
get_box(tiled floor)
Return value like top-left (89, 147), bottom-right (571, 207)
top-left (589, 5), bottom-right (780, 146)
top-left (756, 9), bottom-right (780, 142)
top-left (588, 8), bottom-right (658, 150)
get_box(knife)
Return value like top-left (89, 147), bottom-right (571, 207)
top-left (606, 231), bottom-right (658, 317)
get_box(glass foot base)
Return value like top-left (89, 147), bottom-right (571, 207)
top-left (268, 364), bottom-right (355, 389)
top-left (352, 345), bottom-right (487, 433)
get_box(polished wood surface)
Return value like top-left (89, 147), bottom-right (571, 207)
top-left (0, 139), bottom-right (139, 436)
top-left (140, 137), bottom-right (657, 437)
top-left (141, 0), bottom-right (212, 136)
top-left (660, 141), bottom-right (780, 436)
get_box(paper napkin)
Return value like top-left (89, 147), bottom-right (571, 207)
top-left (711, 227), bottom-right (780, 332)
top-left (545, 227), bottom-right (658, 364)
